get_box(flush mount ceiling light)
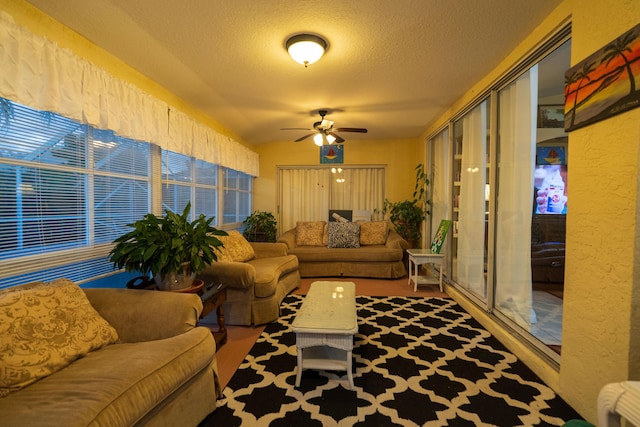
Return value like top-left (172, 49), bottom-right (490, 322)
top-left (286, 34), bottom-right (327, 67)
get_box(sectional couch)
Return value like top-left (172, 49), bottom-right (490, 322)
top-left (0, 278), bottom-right (220, 427)
top-left (197, 230), bottom-right (300, 326)
top-left (277, 220), bottom-right (408, 279)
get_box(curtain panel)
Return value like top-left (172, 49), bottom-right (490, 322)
top-left (430, 129), bottom-right (451, 242)
top-left (0, 11), bottom-right (258, 176)
top-left (494, 66), bottom-right (538, 329)
top-left (456, 103), bottom-right (488, 296)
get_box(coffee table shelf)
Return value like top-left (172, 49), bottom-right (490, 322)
top-left (292, 281), bottom-right (357, 388)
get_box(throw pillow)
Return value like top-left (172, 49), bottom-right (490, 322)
top-left (359, 220), bottom-right (389, 245)
top-left (214, 230), bottom-right (256, 262)
top-left (327, 221), bottom-right (361, 248)
top-left (295, 221), bottom-right (326, 246)
top-left (0, 278), bottom-right (119, 397)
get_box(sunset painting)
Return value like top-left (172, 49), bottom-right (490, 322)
top-left (564, 23), bottom-right (640, 132)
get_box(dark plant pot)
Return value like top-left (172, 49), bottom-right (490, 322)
top-left (251, 232), bottom-right (270, 242)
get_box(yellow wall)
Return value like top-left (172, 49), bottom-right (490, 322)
top-left (254, 137), bottom-right (421, 217)
top-left (423, 0), bottom-right (640, 422)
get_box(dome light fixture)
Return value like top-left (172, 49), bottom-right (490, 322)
top-left (286, 34), bottom-right (327, 68)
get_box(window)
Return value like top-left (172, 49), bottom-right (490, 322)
top-left (161, 149), bottom-right (219, 222)
top-left (0, 98), bottom-right (150, 288)
top-left (223, 167), bottom-right (252, 226)
top-left (0, 97), bottom-right (251, 289)
top-left (277, 166), bottom-right (385, 232)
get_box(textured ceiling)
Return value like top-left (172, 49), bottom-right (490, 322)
top-left (25, 0), bottom-right (562, 145)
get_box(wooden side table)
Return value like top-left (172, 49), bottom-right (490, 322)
top-left (198, 284), bottom-right (228, 349)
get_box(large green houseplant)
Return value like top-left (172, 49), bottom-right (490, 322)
top-left (242, 210), bottom-right (277, 242)
top-left (109, 202), bottom-right (227, 290)
top-left (383, 163), bottom-right (430, 245)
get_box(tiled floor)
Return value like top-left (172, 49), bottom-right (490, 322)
top-left (531, 289), bottom-right (563, 346)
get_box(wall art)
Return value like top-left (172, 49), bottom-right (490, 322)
top-left (564, 23), bottom-right (640, 132)
top-left (319, 144), bottom-right (344, 164)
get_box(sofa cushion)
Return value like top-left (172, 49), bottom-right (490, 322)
top-left (327, 221), bottom-right (361, 248)
top-left (359, 220), bottom-right (389, 245)
top-left (0, 278), bottom-right (119, 397)
top-left (215, 230), bottom-right (255, 262)
top-left (295, 221), bottom-right (326, 246)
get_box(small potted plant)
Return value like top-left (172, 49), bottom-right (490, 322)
top-left (109, 202), bottom-right (227, 290)
top-left (242, 211), bottom-right (277, 242)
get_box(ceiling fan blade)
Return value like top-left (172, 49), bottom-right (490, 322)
top-left (294, 133), bottom-right (316, 142)
top-left (328, 132), bottom-right (344, 143)
top-left (335, 127), bottom-right (368, 133)
top-left (281, 127), bottom-right (312, 131)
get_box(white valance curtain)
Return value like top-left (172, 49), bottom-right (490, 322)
top-left (0, 11), bottom-right (258, 176)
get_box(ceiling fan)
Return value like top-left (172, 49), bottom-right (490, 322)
top-left (281, 110), bottom-right (367, 145)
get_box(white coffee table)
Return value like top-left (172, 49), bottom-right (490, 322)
top-left (407, 248), bottom-right (446, 292)
top-left (291, 281), bottom-right (358, 389)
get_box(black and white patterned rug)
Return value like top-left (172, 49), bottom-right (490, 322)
top-left (202, 295), bottom-right (582, 426)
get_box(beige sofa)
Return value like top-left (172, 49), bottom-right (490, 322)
top-left (197, 230), bottom-right (300, 326)
top-left (278, 220), bottom-right (408, 279)
top-left (0, 278), bottom-right (220, 427)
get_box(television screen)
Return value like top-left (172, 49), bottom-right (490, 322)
top-left (533, 164), bottom-right (567, 215)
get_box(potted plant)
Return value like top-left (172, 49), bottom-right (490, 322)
top-left (242, 210), bottom-right (277, 242)
top-left (109, 202), bottom-right (227, 290)
top-left (382, 163), bottom-right (430, 246)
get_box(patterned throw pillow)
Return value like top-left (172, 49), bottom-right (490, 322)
top-left (214, 230), bottom-right (256, 262)
top-left (0, 278), bottom-right (119, 397)
top-left (327, 221), bottom-right (361, 248)
top-left (359, 220), bottom-right (389, 245)
top-left (295, 221), bottom-right (326, 246)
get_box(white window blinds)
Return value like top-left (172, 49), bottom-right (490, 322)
top-left (0, 99), bottom-right (150, 288)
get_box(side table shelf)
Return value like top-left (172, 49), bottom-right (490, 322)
top-left (199, 284), bottom-right (228, 349)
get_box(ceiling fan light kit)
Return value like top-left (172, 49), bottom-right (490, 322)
top-left (282, 110), bottom-right (368, 145)
top-left (286, 34), bottom-right (327, 67)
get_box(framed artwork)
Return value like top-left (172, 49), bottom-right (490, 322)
top-left (320, 144), bottom-right (344, 164)
top-left (564, 23), bottom-right (640, 132)
top-left (536, 146), bottom-right (567, 165)
top-left (537, 105), bottom-right (565, 128)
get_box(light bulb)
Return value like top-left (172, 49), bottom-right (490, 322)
top-left (326, 134), bottom-right (336, 144)
top-left (314, 133), bottom-right (323, 146)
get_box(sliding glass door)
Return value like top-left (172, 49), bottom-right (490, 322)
top-left (427, 36), bottom-right (570, 359)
